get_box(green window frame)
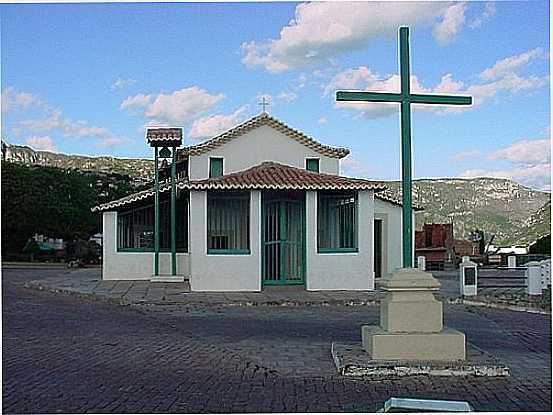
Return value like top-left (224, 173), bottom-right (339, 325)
top-left (117, 196), bottom-right (188, 252)
top-left (317, 191), bottom-right (358, 253)
top-left (306, 158), bottom-right (320, 172)
top-left (209, 157), bottom-right (224, 178)
top-left (207, 191), bottom-right (250, 254)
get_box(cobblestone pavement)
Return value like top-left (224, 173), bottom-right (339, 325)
top-left (3, 275), bottom-right (552, 413)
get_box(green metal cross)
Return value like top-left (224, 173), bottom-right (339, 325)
top-left (336, 26), bottom-right (472, 268)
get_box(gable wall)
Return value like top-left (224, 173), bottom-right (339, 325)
top-left (188, 125), bottom-right (340, 180)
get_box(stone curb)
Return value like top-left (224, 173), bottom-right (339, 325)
top-left (24, 281), bottom-right (134, 308)
top-left (446, 297), bottom-right (550, 315)
top-left (23, 280), bottom-right (381, 308)
top-left (3, 263), bottom-right (70, 269)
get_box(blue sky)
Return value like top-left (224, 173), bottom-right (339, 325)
top-left (1, 1), bottom-right (550, 190)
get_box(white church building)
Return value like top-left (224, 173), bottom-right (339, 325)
top-left (93, 113), bottom-right (416, 291)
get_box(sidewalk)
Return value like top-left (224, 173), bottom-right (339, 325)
top-left (12, 267), bottom-right (551, 312)
top-left (22, 268), bottom-right (383, 307)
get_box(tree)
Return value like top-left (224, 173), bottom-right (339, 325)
top-left (2, 163), bottom-right (144, 256)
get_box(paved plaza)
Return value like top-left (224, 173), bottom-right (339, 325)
top-left (2, 266), bottom-right (552, 413)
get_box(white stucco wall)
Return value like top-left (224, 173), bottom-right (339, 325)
top-left (374, 198), bottom-right (417, 276)
top-left (188, 125), bottom-right (340, 180)
top-left (305, 190), bottom-right (374, 291)
top-left (102, 212), bottom-right (190, 280)
top-left (188, 190), bottom-right (262, 291)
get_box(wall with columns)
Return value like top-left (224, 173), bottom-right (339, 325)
top-left (305, 190), bottom-right (374, 291)
top-left (188, 190), bottom-right (262, 291)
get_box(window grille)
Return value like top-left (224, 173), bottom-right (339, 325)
top-left (207, 191), bottom-right (250, 254)
top-left (317, 191), bottom-right (358, 252)
top-left (117, 195), bottom-right (188, 252)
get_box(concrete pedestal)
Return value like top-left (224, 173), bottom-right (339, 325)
top-left (363, 268), bottom-right (466, 361)
top-left (362, 326), bottom-right (465, 361)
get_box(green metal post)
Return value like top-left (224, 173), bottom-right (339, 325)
top-left (399, 27), bottom-right (413, 268)
top-left (171, 147), bottom-right (177, 276)
top-left (154, 147), bottom-right (159, 276)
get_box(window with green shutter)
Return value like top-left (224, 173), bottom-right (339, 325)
top-left (209, 157), bottom-right (224, 178)
top-left (306, 158), bottom-right (320, 172)
top-left (317, 191), bottom-right (358, 253)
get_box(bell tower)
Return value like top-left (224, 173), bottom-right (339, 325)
top-left (146, 128), bottom-right (183, 278)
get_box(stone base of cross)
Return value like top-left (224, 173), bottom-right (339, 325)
top-left (362, 268), bottom-right (465, 361)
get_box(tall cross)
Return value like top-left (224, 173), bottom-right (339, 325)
top-left (336, 27), bottom-right (472, 268)
top-left (258, 96), bottom-right (270, 113)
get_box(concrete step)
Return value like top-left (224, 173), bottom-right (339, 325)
top-left (150, 275), bottom-right (188, 283)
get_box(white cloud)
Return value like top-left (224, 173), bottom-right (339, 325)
top-left (25, 136), bottom-right (57, 152)
top-left (1, 87), bottom-right (44, 113)
top-left (327, 47), bottom-right (548, 118)
top-left (318, 117), bottom-right (327, 125)
top-left (489, 138), bottom-right (551, 165)
top-left (277, 91), bottom-right (298, 103)
top-left (469, 2), bottom-right (496, 29)
top-left (480, 48), bottom-right (546, 81)
top-left (19, 110), bottom-right (125, 148)
top-left (460, 138), bottom-right (551, 190)
top-left (326, 66), bottom-right (437, 118)
top-left (111, 77), bottom-right (137, 91)
top-left (121, 87), bottom-right (224, 125)
top-left (433, 2), bottom-right (467, 45)
top-left (189, 107), bottom-right (247, 140)
top-left (241, 2), bottom-right (468, 73)
top-left (120, 93), bottom-right (152, 110)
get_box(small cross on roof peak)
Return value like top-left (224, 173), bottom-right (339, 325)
top-left (258, 96), bottom-right (270, 113)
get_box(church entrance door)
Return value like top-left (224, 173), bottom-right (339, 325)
top-left (262, 193), bottom-right (305, 286)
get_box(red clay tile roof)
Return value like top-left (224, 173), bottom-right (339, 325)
top-left (190, 162), bottom-right (386, 191)
top-left (179, 113), bottom-right (350, 159)
top-left (146, 128), bottom-right (183, 146)
top-left (92, 162), bottom-right (385, 212)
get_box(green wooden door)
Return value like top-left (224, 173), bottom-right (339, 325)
top-left (262, 199), bottom-right (305, 285)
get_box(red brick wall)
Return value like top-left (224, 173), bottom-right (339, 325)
top-left (415, 231), bottom-right (426, 249)
top-left (419, 223), bottom-right (454, 248)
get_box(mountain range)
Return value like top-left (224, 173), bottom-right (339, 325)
top-left (2, 142), bottom-right (550, 245)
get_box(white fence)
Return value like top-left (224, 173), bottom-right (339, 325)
top-left (459, 259), bottom-right (551, 296)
